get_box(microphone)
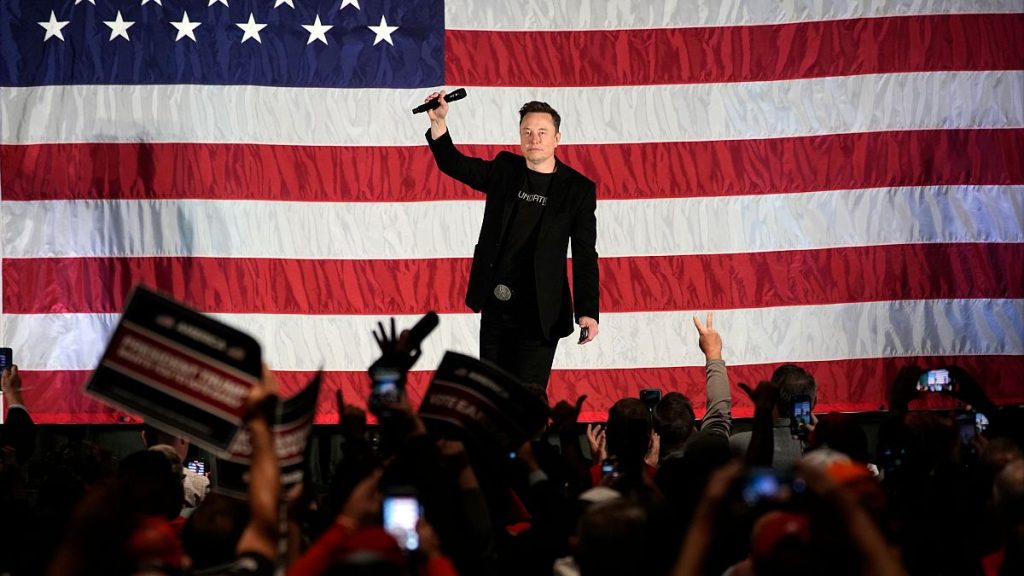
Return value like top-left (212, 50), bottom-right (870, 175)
top-left (405, 311), bottom-right (439, 351)
top-left (412, 88), bottom-right (467, 115)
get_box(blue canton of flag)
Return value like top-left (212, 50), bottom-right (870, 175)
top-left (0, 0), bottom-right (445, 88)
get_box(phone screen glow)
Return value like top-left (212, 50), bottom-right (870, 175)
top-left (793, 400), bottom-right (811, 425)
top-left (384, 496), bottom-right (420, 550)
top-left (917, 369), bottom-right (952, 391)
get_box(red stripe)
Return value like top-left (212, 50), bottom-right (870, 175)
top-left (5, 243), bottom-right (1022, 314)
top-left (18, 355), bottom-right (1024, 424)
top-left (447, 14), bottom-right (1024, 87)
top-left (2, 129), bottom-right (1021, 202)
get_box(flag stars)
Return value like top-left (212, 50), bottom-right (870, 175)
top-left (302, 15), bottom-right (333, 46)
top-left (171, 11), bottom-right (201, 42)
top-left (209, 0), bottom-right (229, 7)
top-left (141, 0), bottom-right (162, 5)
top-left (367, 15), bottom-right (398, 46)
top-left (340, 0), bottom-right (360, 10)
top-left (74, 0), bottom-right (96, 5)
top-left (104, 11), bottom-right (135, 42)
top-left (274, 0), bottom-right (295, 8)
top-left (236, 13), bottom-right (267, 44)
top-left (38, 11), bottom-right (70, 42)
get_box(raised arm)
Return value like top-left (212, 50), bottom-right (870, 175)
top-left (1, 365), bottom-right (36, 465)
top-left (693, 313), bottom-right (731, 438)
top-left (423, 89), bottom-right (492, 191)
top-left (236, 365), bottom-right (281, 563)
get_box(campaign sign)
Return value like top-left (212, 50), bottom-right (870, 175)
top-left (86, 285), bottom-right (261, 456)
top-left (214, 372), bottom-right (322, 498)
top-left (419, 352), bottom-right (551, 452)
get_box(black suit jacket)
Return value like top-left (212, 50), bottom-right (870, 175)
top-left (426, 129), bottom-right (599, 339)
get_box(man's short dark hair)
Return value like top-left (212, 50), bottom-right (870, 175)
top-left (652, 392), bottom-right (695, 448)
top-left (772, 364), bottom-right (817, 409)
top-left (519, 101), bottom-right (561, 132)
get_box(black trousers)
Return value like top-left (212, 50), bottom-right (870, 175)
top-left (479, 303), bottom-right (558, 389)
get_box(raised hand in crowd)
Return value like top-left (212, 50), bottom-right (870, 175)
top-left (370, 313), bottom-right (417, 373)
top-left (693, 312), bottom-right (722, 361)
top-left (551, 394), bottom-right (587, 434)
top-left (739, 380), bottom-right (779, 468)
top-left (370, 313), bottom-right (436, 376)
top-left (1, 364), bottom-right (24, 408)
top-left (586, 423), bottom-right (607, 464)
top-left (235, 364), bottom-right (283, 566)
top-left (336, 468), bottom-right (385, 531)
top-left (645, 431), bottom-right (661, 469)
top-left (1, 364), bottom-right (35, 467)
top-left (438, 439), bottom-right (481, 490)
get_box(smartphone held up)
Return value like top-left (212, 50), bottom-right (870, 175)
top-left (790, 394), bottom-right (812, 439)
top-left (383, 487), bottom-right (421, 551)
top-left (917, 368), bottom-right (955, 392)
top-left (186, 459), bottom-right (207, 476)
top-left (639, 388), bottom-right (662, 413)
top-left (369, 367), bottom-right (403, 416)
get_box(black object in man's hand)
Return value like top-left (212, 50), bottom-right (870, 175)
top-left (412, 88), bottom-right (467, 114)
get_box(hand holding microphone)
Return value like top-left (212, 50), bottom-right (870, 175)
top-left (414, 88), bottom-right (467, 116)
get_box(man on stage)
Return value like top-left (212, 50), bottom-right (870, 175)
top-left (423, 91), bottom-right (600, 389)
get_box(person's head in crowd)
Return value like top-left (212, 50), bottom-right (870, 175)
top-left (748, 510), bottom-right (814, 576)
top-left (808, 413), bottom-right (871, 464)
top-left (117, 449), bottom-right (186, 521)
top-left (772, 364), bottom-right (817, 418)
top-left (49, 449), bottom-right (187, 576)
top-left (653, 392), bottom-right (695, 456)
top-left (901, 411), bottom-right (961, 470)
top-left (141, 424), bottom-right (190, 465)
top-left (605, 398), bottom-right (652, 474)
top-left (574, 498), bottom-right (651, 576)
top-left (181, 493), bottom-right (250, 570)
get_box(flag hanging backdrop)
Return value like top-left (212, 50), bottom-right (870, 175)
top-left (1, 0), bottom-right (1022, 423)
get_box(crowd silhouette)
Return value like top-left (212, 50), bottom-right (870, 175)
top-left (1, 313), bottom-right (1021, 576)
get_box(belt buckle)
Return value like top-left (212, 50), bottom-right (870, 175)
top-left (493, 284), bottom-right (512, 302)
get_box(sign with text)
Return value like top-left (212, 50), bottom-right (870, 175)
top-left (86, 285), bottom-right (262, 456)
top-left (419, 352), bottom-right (550, 453)
top-left (214, 372), bottom-right (322, 498)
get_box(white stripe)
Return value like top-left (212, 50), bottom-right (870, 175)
top-left (446, 0), bottom-right (1024, 31)
top-left (6, 299), bottom-right (1022, 371)
top-left (3, 72), bottom-right (1022, 146)
top-left (4, 186), bottom-right (1022, 259)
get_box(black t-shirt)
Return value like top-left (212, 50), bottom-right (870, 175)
top-left (493, 170), bottom-right (554, 304)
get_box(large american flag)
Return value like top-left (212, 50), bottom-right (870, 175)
top-left (1, 0), bottom-right (1022, 423)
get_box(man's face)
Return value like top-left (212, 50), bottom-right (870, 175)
top-left (520, 112), bottom-right (560, 168)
